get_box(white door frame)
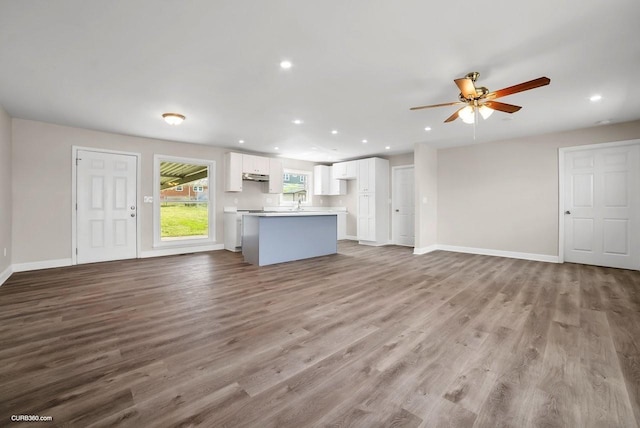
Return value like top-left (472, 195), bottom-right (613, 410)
top-left (558, 138), bottom-right (640, 265)
top-left (71, 146), bottom-right (142, 265)
top-left (392, 164), bottom-right (415, 246)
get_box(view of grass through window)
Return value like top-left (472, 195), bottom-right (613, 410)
top-left (159, 161), bottom-right (209, 240)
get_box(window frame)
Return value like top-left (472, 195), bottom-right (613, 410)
top-left (279, 168), bottom-right (313, 206)
top-left (153, 154), bottom-right (216, 248)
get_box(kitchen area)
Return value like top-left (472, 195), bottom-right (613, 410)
top-left (223, 151), bottom-right (389, 266)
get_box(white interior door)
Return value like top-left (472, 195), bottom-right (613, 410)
top-left (393, 166), bottom-right (415, 246)
top-left (76, 150), bottom-right (137, 264)
top-left (564, 143), bottom-right (640, 269)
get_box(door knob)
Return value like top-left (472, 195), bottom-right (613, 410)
top-left (130, 213), bottom-right (136, 217)
top-left (564, 210), bottom-right (571, 215)
top-left (395, 209), bottom-right (399, 212)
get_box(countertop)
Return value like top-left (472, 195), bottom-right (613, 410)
top-left (242, 211), bottom-right (339, 217)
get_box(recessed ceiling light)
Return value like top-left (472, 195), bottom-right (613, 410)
top-left (362, 139), bottom-right (368, 144)
top-left (162, 113), bottom-right (185, 126)
top-left (280, 60), bottom-right (293, 69)
top-left (331, 130), bottom-right (339, 135)
top-left (597, 119), bottom-right (612, 125)
top-left (292, 119), bottom-right (303, 125)
top-left (238, 139), bottom-right (245, 144)
top-left (424, 126), bottom-right (432, 131)
top-left (385, 146), bottom-right (391, 150)
top-left (274, 147), bottom-right (279, 150)
top-left (590, 94), bottom-right (602, 102)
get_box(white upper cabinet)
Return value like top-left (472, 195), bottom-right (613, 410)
top-left (314, 165), bottom-right (329, 195)
top-left (332, 160), bottom-right (357, 180)
top-left (268, 158), bottom-right (283, 194)
top-left (314, 165), bottom-right (346, 195)
top-left (224, 152), bottom-right (243, 192)
top-left (242, 154), bottom-right (270, 175)
top-left (357, 158), bottom-right (377, 193)
top-left (329, 167), bottom-right (346, 195)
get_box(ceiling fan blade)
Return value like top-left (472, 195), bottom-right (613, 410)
top-left (444, 107), bottom-right (465, 123)
top-left (486, 77), bottom-right (550, 100)
top-left (483, 101), bottom-right (522, 113)
top-left (454, 78), bottom-right (477, 99)
top-left (410, 101), bottom-right (465, 111)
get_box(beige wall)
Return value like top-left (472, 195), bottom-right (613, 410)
top-left (10, 119), bottom-right (319, 265)
top-left (0, 106), bottom-right (11, 275)
top-left (414, 144), bottom-right (438, 250)
top-left (437, 119), bottom-right (640, 256)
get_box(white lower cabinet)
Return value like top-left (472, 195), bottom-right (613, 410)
top-left (357, 194), bottom-right (377, 241)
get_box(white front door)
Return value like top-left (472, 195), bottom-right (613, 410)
top-left (76, 150), bottom-right (138, 264)
top-left (564, 143), bottom-right (640, 269)
top-left (392, 166), bottom-right (415, 246)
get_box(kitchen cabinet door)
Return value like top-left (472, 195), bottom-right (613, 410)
top-left (268, 159), bottom-right (283, 193)
top-left (224, 152), bottom-right (243, 192)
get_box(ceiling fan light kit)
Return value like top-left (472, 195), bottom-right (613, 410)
top-left (411, 72), bottom-right (550, 125)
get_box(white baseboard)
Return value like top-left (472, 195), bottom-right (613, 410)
top-left (0, 265), bottom-right (13, 287)
top-left (140, 243), bottom-right (224, 258)
top-left (436, 244), bottom-right (559, 263)
top-left (12, 258), bottom-right (73, 273)
top-left (413, 245), bottom-right (439, 255)
top-left (343, 235), bottom-right (358, 241)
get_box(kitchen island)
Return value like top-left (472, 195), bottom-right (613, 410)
top-left (242, 212), bottom-right (337, 266)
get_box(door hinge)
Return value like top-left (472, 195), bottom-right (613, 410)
top-left (75, 248), bottom-right (78, 255)
top-left (75, 203), bottom-right (78, 210)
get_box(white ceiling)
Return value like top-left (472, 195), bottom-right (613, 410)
top-left (1, 1), bottom-right (639, 162)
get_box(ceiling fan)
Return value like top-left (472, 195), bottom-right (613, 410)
top-left (410, 72), bottom-right (550, 124)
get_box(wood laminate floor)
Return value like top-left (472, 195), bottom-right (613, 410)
top-left (1, 242), bottom-right (639, 427)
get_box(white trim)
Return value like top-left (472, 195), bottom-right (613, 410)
top-left (0, 265), bottom-right (12, 286)
top-left (437, 245), bottom-right (559, 263)
top-left (343, 234), bottom-right (358, 241)
top-left (153, 154), bottom-right (217, 248)
top-left (413, 245), bottom-right (438, 255)
top-left (558, 148), bottom-right (565, 263)
top-left (558, 138), bottom-right (640, 264)
top-left (358, 240), bottom-right (389, 247)
top-left (280, 167), bottom-right (313, 207)
top-left (391, 164), bottom-right (416, 246)
top-left (141, 244), bottom-right (224, 258)
top-left (72, 146), bottom-right (142, 265)
top-left (12, 258), bottom-right (73, 273)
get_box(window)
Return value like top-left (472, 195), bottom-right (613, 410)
top-left (154, 155), bottom-right (216, 246)
top-left (280, 169), bottom-right (312, 205)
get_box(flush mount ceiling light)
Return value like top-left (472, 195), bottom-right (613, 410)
top-left (162, 113), bottom-right (185, 125)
